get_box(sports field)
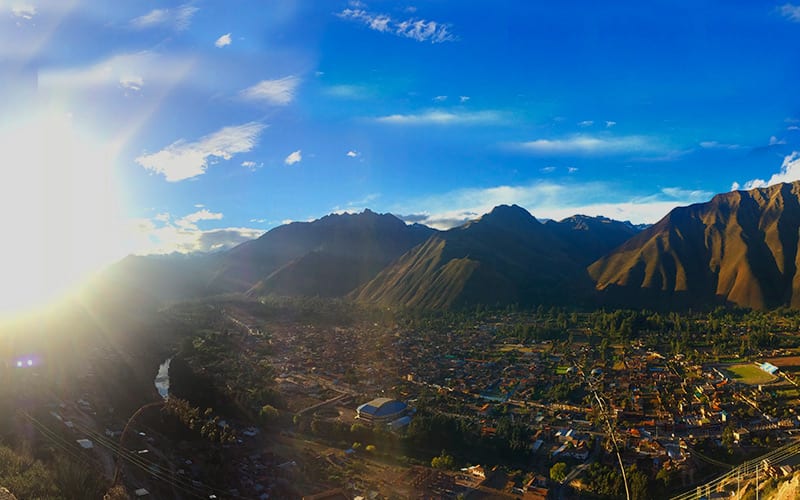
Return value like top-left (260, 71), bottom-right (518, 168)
top-left (726, 364), bottom-right (776, 385)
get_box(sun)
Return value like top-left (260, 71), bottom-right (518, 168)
top-left (0, 109), bottom-right (128, 315)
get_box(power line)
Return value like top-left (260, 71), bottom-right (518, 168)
top-left (670, 439), bottom-right (800, 500)
top-left (67, 419), bottom-right (209, 499)
top-left (22, 411), bottom-right (105, 472)
top-left (29, 409), bottom-right (209, 500)
top-left (591, 387), bottom-right (631, 500)
top-left (69, 415), bottom-right (247, 499)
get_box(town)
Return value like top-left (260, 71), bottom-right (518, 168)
top-left (5, 298), bottom-right (800, 499)
top-left (150, 299), bottom-right (800, 498)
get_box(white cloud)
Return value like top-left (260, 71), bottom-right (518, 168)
top-left (39, 52), bottom-right (193, 94)
top-left (394, 181), bottom-right (703, 229)
top-left (132, 213), bottom-right (264, 255)
top-left (324, 84), bottom-right (369, 99)
top-left (780, 3), bottom-right (800, 22)
top-left (367, 14), bottom-right (392, 32)
top-left (459, 96), bottom-right (470, 103)
top-left (119, 75), bottom-right (143, 92)
top-left (332, 193), bottom-right (381, 214)
top-left (241, 160), bottom-right (262, 170)
top-left (337, 8), bottom-right (456, 43)
top-left (699, 140), bottom-right (741, 150)
top-left (11, 4), bottom-right (36, 19)
top-left (215, 33), bottom-right (232, 47)
top-left (578, 120), bottom-right (594, 127)
top-left (540, 166), bottom-right (556, 173)
top-left (136, 122), bottom-right (266, 182)
top-left (735, 152), bottom-right (800, 190)
top-left (175, 208), bottom-right (223, 229)
top-left (346, 150), bottom-right (359, 158)
top-left (769, 135), bottom-right (787, 146)
top-left (375, 109), bottom-right (503, 125)
top-left (240, 76), bottom-right (300, 105)
top-left (605, 121), bottom-right (617, 128)
top-left (433, 95), bottom-right (447, 102)
top-left (131, 3), bottom-right (198, 31)
top-left (567, 167), bottom-right (579, 173)
top-left (132, 8), bottom-right (168, 28)
top-left (660, 187), bottom-right (713, 201)
top-left (788, 125), bottom-right (800, 131)
top-left (284, 150), bottom-right (302, 165)
top-left (514, 134), bottom-right (663, 155)
top-left (396, 18), bottom-right (456, 43)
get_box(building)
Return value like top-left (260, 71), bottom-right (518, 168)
top-left (356, 398), bottom-right (408, 425)
top-left (759, 362), bottom-right (779, 375)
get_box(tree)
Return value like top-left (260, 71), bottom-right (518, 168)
top-left (431, 450), bottom-right (455, 470)
top-left (104, 485), bottom-right (130, 500)
top-left (259, 404), bottom-right (279, 424)
top-left (550, 462), bottom-right (568, 482)
top-left (722, 424), bottom-right (735, 450)
top-left (627, 465), bottom-right (651, 500)
top-left (655, 467), bottom-right (675, 492)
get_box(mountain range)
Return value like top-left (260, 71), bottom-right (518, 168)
top-left (354, 206), bottom-right (637, 309)
top-left (93, 181), bottom-right (800, 311)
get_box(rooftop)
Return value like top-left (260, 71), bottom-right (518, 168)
top-left (357, 398), bottom-right (407, 417)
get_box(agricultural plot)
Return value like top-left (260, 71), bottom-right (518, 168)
top-left (766, 356), bottom-right (800, 372)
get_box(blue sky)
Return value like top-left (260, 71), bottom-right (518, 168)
top-left (2, 0), bottom-right (800, 300)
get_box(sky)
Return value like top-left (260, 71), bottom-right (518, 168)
top-left (2, 0), bottom-right (800, 306)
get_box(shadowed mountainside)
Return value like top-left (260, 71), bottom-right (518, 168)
top-left (354, 206), bottom-right (639, 309)
top-left (213, 209), bottom-right (435, 297)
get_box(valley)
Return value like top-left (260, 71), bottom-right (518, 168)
top-left (7, 292), bottom-right (800, 499)
top-left (6, 184), bottom-right (800, 498)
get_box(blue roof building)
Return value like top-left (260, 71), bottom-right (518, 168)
top-left (760, 362), bottom-right (779, 375)
top-left (356, 398), bottom-right (408, 425)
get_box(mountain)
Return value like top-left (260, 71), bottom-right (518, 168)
top-left (208, 209), bottom-right (435, 297)
top-left (88, 253), bottom-right (217, 308)
top-left (93, 206), bottom-right (641, 310)
top-left (354, 206), bottom-right (638, 309)
top-left (589, 182), bottom-right (800, 309)
top-left (544, 215), bottom-right (640, 266)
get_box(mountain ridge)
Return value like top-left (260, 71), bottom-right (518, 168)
top-left (353, 204), bottom-right (639, 309)
top-left (101, 187), bottom-right (800, 312)
top-left (588, 181), bottom-right (800, 309)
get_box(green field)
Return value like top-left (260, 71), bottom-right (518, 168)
top-left (726, 364), bottom-right (776, 385)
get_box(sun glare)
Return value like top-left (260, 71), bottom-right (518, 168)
top-left (0, 109), bottom-right (127, 315)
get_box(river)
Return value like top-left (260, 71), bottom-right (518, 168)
top-left (154, 358), bottom-right (171, 399)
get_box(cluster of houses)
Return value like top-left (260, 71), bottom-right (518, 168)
top-left (232, 308), bottom-right (800, 497)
